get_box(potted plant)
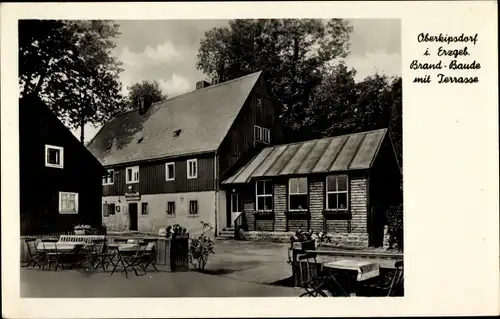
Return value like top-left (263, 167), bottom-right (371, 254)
top-left (290, 228), bottom-right (316, 251)
top-left (74, 224), bottom-right (91, 235)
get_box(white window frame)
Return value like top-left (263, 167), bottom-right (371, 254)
top-left (262, 127), bottom-right (271, 144)
top-left (45, 145), bottom-right (64, 169)
top-left (165, 162), bottom-right (175, 181)
top-left (102, 169), bottom-right (114, 185)
top-left (326, 175), bottom-right (349, 211)
top-left (255, 180), bottom-right (273, 212)
top-left (59, 191), bottom-right (78, 214)
top-left (254, 125), bottom-right (262, 142)
top-left (167, 201), bottom-right (176, 216)
top-left (288, 177), bottom-right (308, 211)
top-left (187, 159), bottom-right (198, 179)
top-left (126, 166), bottom-right (140, 184)
top-left (189, 200), bottom-right (198, 215)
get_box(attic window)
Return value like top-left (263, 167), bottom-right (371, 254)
top-left (173, 129), bottom-right (182, 137)
top-left (137, 137), bottom-right (144, 144)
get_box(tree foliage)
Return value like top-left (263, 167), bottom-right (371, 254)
top-left (19, 20), bottom-right (125, 143)
top-left (196, 19), bottom-right (353, 140)
top-left (196, 20), bottom-right (402, 165)
top-left (126, 80), bottom-right (167, 110)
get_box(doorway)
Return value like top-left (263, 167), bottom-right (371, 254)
top-left (229, 193), bottom-right (242, 228)
top-left (128, 202), bottom-right (138, 231)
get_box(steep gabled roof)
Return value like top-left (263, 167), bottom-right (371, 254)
top-left (87, 71), bottom-right (262, 166)
top-left (222, 128), bottom-right (388, 184)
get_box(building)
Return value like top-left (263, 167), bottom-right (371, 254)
top-left (19, 96), bottom-right (106, 235)
top-left (86, 71), bottom-right (283, 236)
top-left (221, 128), bottom-right (402, 247)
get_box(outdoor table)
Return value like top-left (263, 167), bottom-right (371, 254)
top-left (323, 259), bottom-right (380, 282)
top-left (36, 242), bottom-right (86, 252)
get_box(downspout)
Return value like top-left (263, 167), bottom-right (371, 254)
top-left (214, 150), bottom-right (218, 238)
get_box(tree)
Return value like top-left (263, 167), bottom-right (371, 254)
top-left (19, 20), bottom-right (125, 143)
top-left (196, 19), bottom-right (353, 141)
top-left (126, 80), bottom-right (167, 109)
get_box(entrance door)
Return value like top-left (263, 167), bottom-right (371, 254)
top-left (229, 193), bottom-right (242, 228)
top-left (129, 203), bottom-right (138, 231)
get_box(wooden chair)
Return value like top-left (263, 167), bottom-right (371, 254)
top-left (111, 242), bottom-right (148, 279)
top-left (92, 239), bottom-right (116, 271)
top-left (42, 240), bottom-right (62, 271)
top-left (138, 238), bottom-right (158, 273)
top-left (23, 238), bottom-right (43, 269)
top-left (387, 260), bottom-right (404, 296)
top-left (298, 253), bottom-right (350, 297)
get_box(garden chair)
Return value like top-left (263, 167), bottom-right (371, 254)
top-left (42, 240), bottom-right (62, 271)
top-left (92, 239), bottom-right (116, 271)
top-left (298, 253), bottom-right (350, 297)
top-left (111, 242), bottom-right (148, 278)
top-left (23, 238), bottom-right (44, 269)
top-left (138, 238), bottom-right (158, 273)
top-left (387, 260), bottom-right (404, 296)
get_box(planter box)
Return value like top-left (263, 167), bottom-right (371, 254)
top-left (292, 239), bottom-right (316, 252)
top-left (156, 235), bottom-right (189, 272)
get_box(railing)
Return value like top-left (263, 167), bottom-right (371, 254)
top-left (233, 211), bottom-right (248, 240)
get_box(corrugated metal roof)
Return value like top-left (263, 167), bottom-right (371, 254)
top-left (87, 71), bottom-right (262, 166)
top-left (222, 128), bottom-right (387, 184)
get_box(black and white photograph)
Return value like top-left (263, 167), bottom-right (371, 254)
top-left (18, 18), bottom-right (404, 298)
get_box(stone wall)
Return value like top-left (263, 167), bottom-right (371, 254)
top-left (239, 173), bottom-right (370, 248)
top-left (102, 191), bottom-right (216, 236)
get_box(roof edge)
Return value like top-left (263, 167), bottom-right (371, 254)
top-left (102, 149), bottom-right (217, 168)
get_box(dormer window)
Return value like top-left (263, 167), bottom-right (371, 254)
top-left (173, 129), bottom-right (182, 137)
top-left (137, 137), bottom-right (144, 144)
top-left (45, 145), bottom-right (64, 168)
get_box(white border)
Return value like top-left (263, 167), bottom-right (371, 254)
top-left (2, 1), bottom-right (499, 318)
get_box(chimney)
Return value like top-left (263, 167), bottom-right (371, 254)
top-left (138, 94), bottom-right (152, 115)
top-left (196, 80), bottom-right (210, 90)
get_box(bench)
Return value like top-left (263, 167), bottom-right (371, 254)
top-left (58, 235), bottom-right (106, 244)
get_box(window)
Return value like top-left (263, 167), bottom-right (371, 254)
top-left (45, 145), bottom-right (64, 168)
top-left (231, 193), bottom-right (242, 213)
top-left (256, 180), bottom-right (273, 211)
top-left (254, 126), bottom-right (271, 144)
top-left (165, 162), bottom-right (175, 181)
top-left (126, 166), bottom-right (139, 184)
top-left (141, 202), bottom-right (149, 215)
top-left (167, 201), bottom-right (176, 215)
top-left (289, 177), bottom-right (308, 211)
top-left (189, 200), bottom-right (198, 215)
top-left (59, 192), bottom-right (78, 214)
top-left (102, 203), bottom-right (115, 217)
top-left (254, 125), bottom-right (262, 142)
top-left (187, 159), bottom-right (197, 179)
top-left (326, 175), bottom-right (349, 210)
top-left (262, 127), bottom-right (271, 144)
top-left (102, 169), bottom-right (114, 185)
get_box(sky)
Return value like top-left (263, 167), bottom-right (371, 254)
top-left (72, 19), bottom-right (401, 142)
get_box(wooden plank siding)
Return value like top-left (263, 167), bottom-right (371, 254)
top-left (218, 76), bottom-right (282, 181)
top-left (19, 98), bottom-right (104, 235)
top-left (102, 153), bottom-right (216, 196)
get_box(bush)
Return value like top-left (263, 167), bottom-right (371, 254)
top-left (386, 204), bottom-right (403, 251)
top-left (165, 224), bottom-right (188, 239)
top-left (189, 221), bottom-right (215, 271)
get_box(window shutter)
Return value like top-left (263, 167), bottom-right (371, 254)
top-left (103, 203), bottom-right (109, 217)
